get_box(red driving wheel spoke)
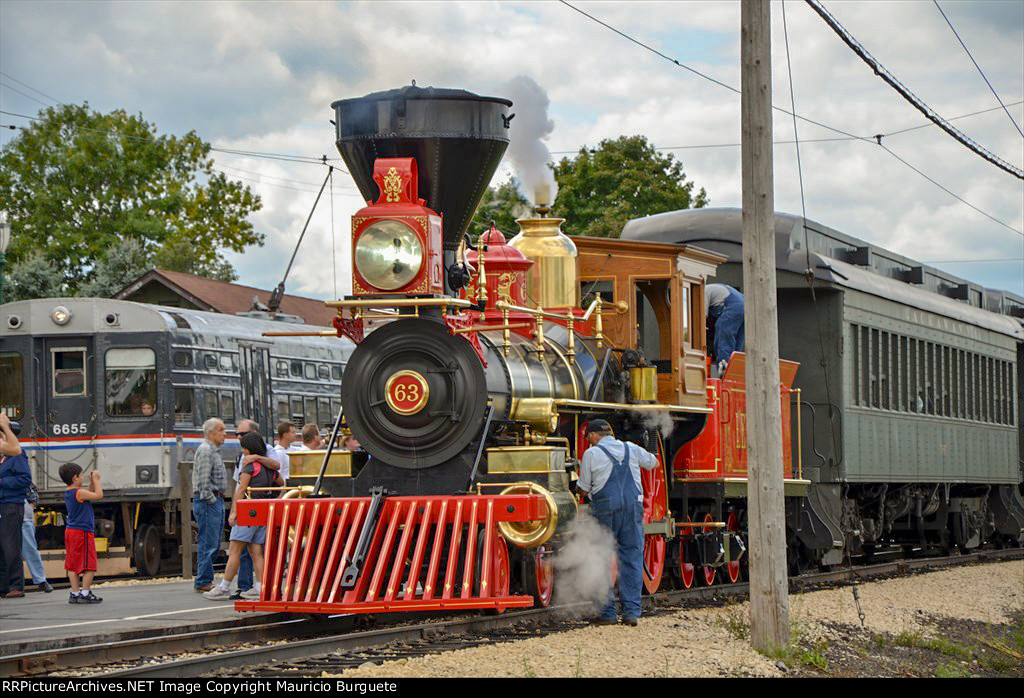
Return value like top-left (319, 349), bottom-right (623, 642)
top-left (725, 511), bottom-right (742, 583)
top-left (701, 513), bottom-right (717, 586)
top-left (643, 534), bottom-right (665, 593)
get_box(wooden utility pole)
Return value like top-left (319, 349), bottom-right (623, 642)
top-left (741, 0), bottom-right (790, 650)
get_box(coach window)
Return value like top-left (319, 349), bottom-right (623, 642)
top-left (105, 348), bottom-right (156, 416)
top-left (290, 361), bottom-right (302, 378)
top-left (277, 400), bottom-right (290, 423)
top-left (291, 397), bottom-right (303, 422)
top-left (204, 390), bottom-right (218, 420)
top-left (317, 397), bottom-right (331, 425)
top-left (220, 392), bottom-right (236, 425)
top-left (318, 364), bottom-right (330, 380)
top-left (276, 361), bottom-right (290, 378)
top-left (331, 365), bottom-right (343, 381)
top-left (304, 397), bottom-right (317, 426)
top-left (174, 388), bottom-right (194, 426)
top-left (331, 398), bottom-right (342, 420)
top-left (0, 352), bottom-right (24, 419)
top-left (203, 354), bottom-right (218, 370)
top-left (304, 363), bottom-right (317, 380)
top-left (173, 351), bottom-right (193, 368)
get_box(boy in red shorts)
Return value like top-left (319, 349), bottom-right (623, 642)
top-left (59, 463), bottom-right (104, 604)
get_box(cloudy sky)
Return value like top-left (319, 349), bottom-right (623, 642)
top-left (2, 0), bottom-right (1021, 298)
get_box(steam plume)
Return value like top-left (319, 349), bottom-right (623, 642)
top-left (500, 75), bottom-right (558, 207)
top-left (553, 511), bottom-right (616, 614)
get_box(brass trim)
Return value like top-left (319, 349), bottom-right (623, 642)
top-left (495, 482), bottom-right (560, 549)
top-left (542, 335), bottom-right (581, 400)
top-left (326, 298), bottom-right (473, 309)
top-left (553, 398), bottom-right (712, 414)
top-left (384, 370), bottom-right (430, 415)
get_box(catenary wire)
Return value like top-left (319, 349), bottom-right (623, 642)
top-left (805, 0), bottom-right (1023, 179)
top-left (932, 0), bottom-right (1024, 140)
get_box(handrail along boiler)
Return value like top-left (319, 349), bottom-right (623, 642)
top-left (233, 85), bottom-right (804, 615)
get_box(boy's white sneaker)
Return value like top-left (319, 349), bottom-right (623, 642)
top-left (240, 588), bottom-right (261, 600)
top-left (203, 586), bottom-right (232, 600)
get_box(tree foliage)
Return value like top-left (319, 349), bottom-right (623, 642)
top-left (5, 252), bottom-right (65, 302)
top-left (0, 103), bottom-right (262, 296)
top-left (78, 238), bottom-right (151, 298)
top-left (552, 135), bottom-right (708, 237)
top-left (470, 175), bottom-right (532, 239)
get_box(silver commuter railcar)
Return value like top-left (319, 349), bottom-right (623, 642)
top-left (0, 297), bottom-right (354, 576)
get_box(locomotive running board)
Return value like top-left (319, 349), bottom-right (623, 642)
top-left (233, 493), bottom-right (546, 614)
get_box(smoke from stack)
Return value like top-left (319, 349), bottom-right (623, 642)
top-left (500, 75), bottom-right (558, 208)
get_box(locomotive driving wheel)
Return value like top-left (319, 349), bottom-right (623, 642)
top-left (524, 545), bottom-right (554, 607)
top-left (643, 534), bottom-right (666, 593)
top-left (699, 513), bottom-right (717, 586)
top-left (724, 511), bottom-right (743, 584)
top-left (477, 532), bottom-right (511, 614)
top-left (670, 518), bottom-right (696, 590)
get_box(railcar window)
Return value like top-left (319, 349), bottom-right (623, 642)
top-left (173, 351), bottom-right (193, 368)
top-left (276, 361), bottom-right (289, 378)
top-left (174, 388), bottom-right (194, 426)
top-left (331, 365), bottom-right (342, 381)
top-left (221, 392), bottom-right (236, 425)
top-left (331, 399), bottom-right (342, 420)
top-left (318, 398), bottom-right (331, 425)
top-left (304, 363), bottom-right (317, 380)
top-left (277, 400), bottom-right (290, 423)
top-left (304, 397), bottom-right (317, 426)
top-left (204, 354), bottom-right (218, 370)
top-left (105, 348), bottom-right (156, 416)
top-left (681, 283), bottom-right (690, 346)
top-left (909, 338), bottom-right (918, 412)
top-left (219, 355), bottom-right (233, 372)
top-left (318, 365), bottom-right (330, 380)
top-left (204, 390), bottom-right (218, 420)
top-left (290, 361), bottom-right (302, 377)
top-left (0, 353), bottom-right (25, 419)
top-left (53, 349), bottom-right (87, 397)
top-left (291, 397), bottom-right (302, 421)
top-left (580, 280), bottom-right (615, 308)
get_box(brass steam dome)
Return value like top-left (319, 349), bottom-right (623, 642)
top-left (508, 217), bottom-right (579, 309)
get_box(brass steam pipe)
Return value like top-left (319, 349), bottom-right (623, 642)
top-left (262, 331), bottom-right (339, 337)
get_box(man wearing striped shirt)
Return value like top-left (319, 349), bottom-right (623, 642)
top-left (192, 418), bottom-right (227, 592)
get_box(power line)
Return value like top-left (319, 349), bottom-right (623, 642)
top-left (0, 80), bottom-right (53, 108)
top-left (884, 100), bottom-right (1024, 138)
top-left (878, 141), bottom-right (1022, 236)
top-left (805, 0), bottom-right (1023, 180)
top-left (932, 0), bottom-right (1024, 140)
top-left (922, 258), bottom-right (1024, 264)
top-left (558, 0), bottom-right (867, 142)
top-left (0, 71), bottom-right (63, 105)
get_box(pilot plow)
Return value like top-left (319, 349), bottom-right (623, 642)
top-left (233, 491), bottom-right (548, 614)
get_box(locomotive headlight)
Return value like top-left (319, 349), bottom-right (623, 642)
top-left (51, 306), bottom-right (72, 326)
top-left (355, 220), bottom-right (423, 291)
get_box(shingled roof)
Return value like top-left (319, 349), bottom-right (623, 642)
top-left (113, 269), bottom-right (336, 327)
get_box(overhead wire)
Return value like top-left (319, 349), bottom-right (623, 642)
top-left (805, 0), bottom-right (1023, 179)
top-left (932, 0), bottom-right (1024, 139)
top-left (557, 1), bottom-right (1023, 236)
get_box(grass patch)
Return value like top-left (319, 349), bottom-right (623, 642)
top-left (934, 662), bottom-right (973, 678)
top-left (572, 646), bottom-right (583, 678)
top-left (718, 603), bottom-right (750, 641)
top-left (521, 657), bottom-right (536, 678)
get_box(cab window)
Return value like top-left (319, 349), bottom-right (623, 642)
top-left (53, 348), bottom-right (88, 397)
top-left (0, 352), bottom-right (24, 419)
top-left (105, 348), bottom-right (157, 416)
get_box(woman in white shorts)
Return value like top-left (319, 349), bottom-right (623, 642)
top-left (204, 432), bottom-right (282, 600)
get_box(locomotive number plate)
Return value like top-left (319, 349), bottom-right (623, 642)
top-left (384, 370), bottom-right (429, 415)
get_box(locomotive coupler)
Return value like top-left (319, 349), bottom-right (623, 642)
top-left (341, 486), bottom-right (388, 589)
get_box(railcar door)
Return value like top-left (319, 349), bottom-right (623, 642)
top-left (238, 341), bottom-right (274, 438)
top-left (39, 338), bottom-right (96, 475)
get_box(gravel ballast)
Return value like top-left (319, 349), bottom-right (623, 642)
top-left (329, 560), bottom-right (1023, 678)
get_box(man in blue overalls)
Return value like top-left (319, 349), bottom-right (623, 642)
top-left (577, 419), bottom-right (658, 626)
top-left (705, 283), bottom-right (745, 369)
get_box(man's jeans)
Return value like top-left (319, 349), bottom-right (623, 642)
top-left (192, 497), bottom-right (224, 587)
top-left (238, 549), bottom-right (253, 591)
top-left (21, 519), bottom-right (46, 584)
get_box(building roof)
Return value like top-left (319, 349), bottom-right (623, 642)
top-left (113, 269), bottom-right (336, 327)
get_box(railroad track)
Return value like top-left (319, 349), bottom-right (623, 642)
top-left (4, 547), bottom-right (1020, 678)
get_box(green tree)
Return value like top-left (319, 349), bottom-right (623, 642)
top-left (152, 238), bottom-right (238, 282)
top-left (0, 103), bottom-right (262, 295)
top-left (470, 175), bottom-right (532, 238)
top-left (5, 251), bottom-right (65, 301)
top-left (79, 238), bottom-right (151, 298)
top-left (552, 135), bottom-right (708, 237)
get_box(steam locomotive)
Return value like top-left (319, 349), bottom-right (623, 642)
top-left (233, 84), bottom-right (1022, 616)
